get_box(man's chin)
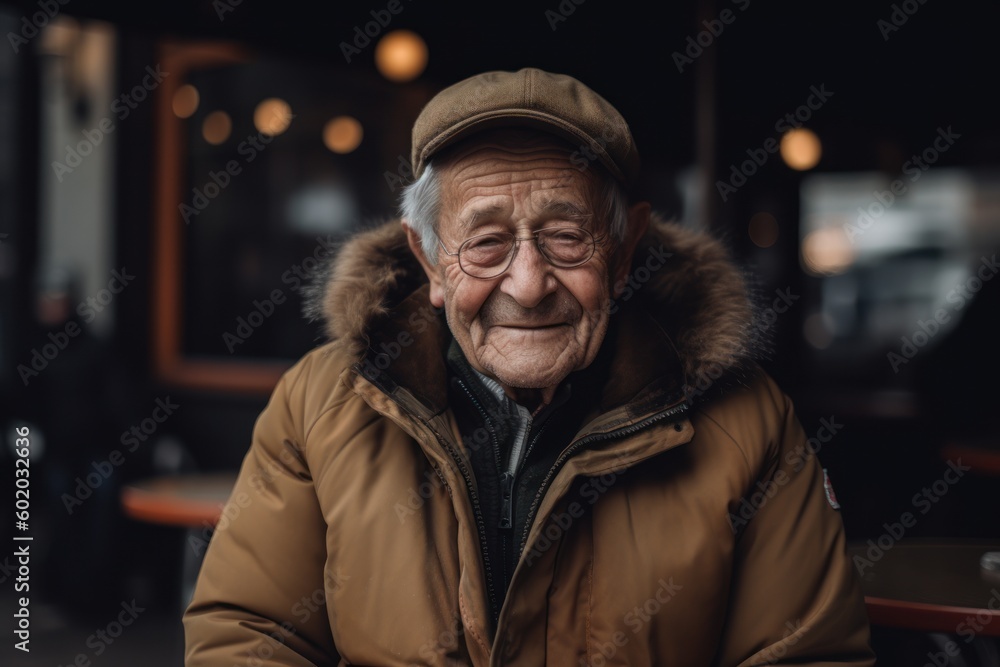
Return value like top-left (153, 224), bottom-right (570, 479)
top-left (483, 358), bottom-right (575, 391)
top-left (471, 329), bottom-right (594, 390)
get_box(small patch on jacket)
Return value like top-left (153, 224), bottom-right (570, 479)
top-left (823, 468), bottom-right (840, 510)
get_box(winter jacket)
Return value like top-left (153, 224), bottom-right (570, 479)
top-left (183, 215), bottom-right (876, 666)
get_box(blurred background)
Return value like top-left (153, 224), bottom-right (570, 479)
top-left (0, 0), bottom-right (997, 664)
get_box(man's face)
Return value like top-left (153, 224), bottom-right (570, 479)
top-left (406, 133), bottom-right (647, 395)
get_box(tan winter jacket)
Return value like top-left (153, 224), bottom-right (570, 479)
top-left (183, 216), bottom-right (875, 666)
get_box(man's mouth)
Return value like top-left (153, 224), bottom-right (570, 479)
top-left (494, 322), bottom-right (568, 329)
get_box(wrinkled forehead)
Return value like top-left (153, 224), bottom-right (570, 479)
top-left (435, 128), bottom-right (602, 227)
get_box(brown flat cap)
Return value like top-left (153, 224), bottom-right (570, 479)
top-left (411, 68), bottom-right (640, 186)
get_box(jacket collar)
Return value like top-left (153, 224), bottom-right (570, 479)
top-left (304, 214), bottom-right (762, 418)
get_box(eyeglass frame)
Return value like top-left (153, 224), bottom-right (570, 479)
top-left (437, 226), bottom-right (608, 279)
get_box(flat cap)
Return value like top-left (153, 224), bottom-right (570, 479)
top-left (411, 68), bottom-right (640, 187)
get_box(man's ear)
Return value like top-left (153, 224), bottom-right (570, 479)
top-left (403, 221), bottom-right (446, 308)
top-left (611, 201), bottom-right (651, 297)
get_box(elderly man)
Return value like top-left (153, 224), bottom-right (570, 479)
top-left (184, 68), bottom-right (874, 665)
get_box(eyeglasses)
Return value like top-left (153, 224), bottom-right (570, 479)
top-left (439, 227), bottom-right (602, 279)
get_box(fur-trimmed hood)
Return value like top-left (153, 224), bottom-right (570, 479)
top-left (304, 214), bottom-right (765, 395)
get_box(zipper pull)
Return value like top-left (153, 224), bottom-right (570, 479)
top-left (499, 472), bottom-right (514, 530)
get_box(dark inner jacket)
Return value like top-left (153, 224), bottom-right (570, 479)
top-left (448, 335), bottom-right (607, 624)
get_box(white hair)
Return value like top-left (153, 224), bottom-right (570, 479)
top-left (400, 161), bottom-right (630, 264)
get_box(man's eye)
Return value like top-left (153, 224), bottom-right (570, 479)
top-left (467, 235), bottom-right (507, 250)
top-left (547, 230), bottom-right (586, 244)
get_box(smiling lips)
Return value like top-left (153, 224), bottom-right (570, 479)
top-left (494, 322), bottom-right (568, 329)
top-left (478, 291), bottom-right (581, 330)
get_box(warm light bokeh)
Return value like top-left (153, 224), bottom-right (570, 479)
top-left (172, 84), bottom-right (200, 119)
top-left (202, 110), bottom-right (232, 145)
top-left (781, 128), bottom-right (822, 171)
top-left (801, 226), bottom-right (854, 275)
top-left (323, 116), bottom-right (364, 154)
top-left (375, 30), bottom-right (428, 82)
top-left (254, 98), bottom-right (293, 136)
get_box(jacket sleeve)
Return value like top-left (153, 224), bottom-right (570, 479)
top-left (713, 378), bottom-right (875, 666)
top-left (183, 367), bottom-right (339, 666)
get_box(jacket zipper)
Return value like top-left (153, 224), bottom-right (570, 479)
top-left (499, 472), bottom-right (515, 530)
top-left (454, 378), bottom-right (506, 619)
top-left (501, 407), bottom-right (556, 532)
top-left (500, 402), bottom-right (561, 571)
top-left (499, 408), bottom-right (532, 530)
top-left (518, 401), bottom-right (690, 554)
top-left (456, 378), bottom-right (555, 596)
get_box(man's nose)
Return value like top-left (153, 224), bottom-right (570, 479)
top-left (498, 239), bottom-right (558, 308)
